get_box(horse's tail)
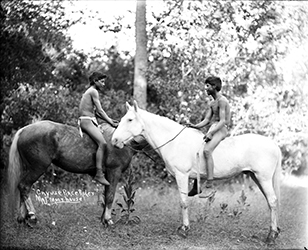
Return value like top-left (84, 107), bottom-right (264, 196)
top-left (7, 128), bottom-right (24, 213)
top-left (273, 145), bottom-right (282, 213)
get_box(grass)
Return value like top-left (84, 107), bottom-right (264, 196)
top-left (0, 178), bottom-right (307, 250)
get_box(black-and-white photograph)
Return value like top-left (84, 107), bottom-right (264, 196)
top-left (0, 1), bottom-right (307, 249)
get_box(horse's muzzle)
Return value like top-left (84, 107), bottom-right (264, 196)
top-left (111, 138), bottom-right (124, 149)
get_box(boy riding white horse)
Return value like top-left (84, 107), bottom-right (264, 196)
top-left (187, 76), bottom-right (231, 197)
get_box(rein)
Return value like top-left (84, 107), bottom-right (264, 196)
top-left (127, 126), bottom-right (188, 162)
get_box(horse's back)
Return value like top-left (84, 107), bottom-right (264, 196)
top-left (42, 120), bottom-right (131, 171)
top-left (218, 133), bottom-right (279, 159)
top-left (17, 120), bottom-right (138, 174)
top-left (19, 120), bottom-right (112, 150)
top-left (17, 121), bottom-right (102, 172)
top-left (183, 132), bottom-right (279, 178)
top-left (213, 133), bottom-right (280, 177)
top-left (219, 133), bottom-right (278, 153)
top-left (19, 120), bottom-right (83, 153)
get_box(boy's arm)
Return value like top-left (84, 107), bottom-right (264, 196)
top-left (91, 90), bottom-right (114, 125)
top-left (190, 108), bottom-right (212, 129)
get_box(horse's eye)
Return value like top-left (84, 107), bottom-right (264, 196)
top-left (128, 119), bottom-right (133, 122)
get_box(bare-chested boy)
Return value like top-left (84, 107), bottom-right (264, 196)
top-left (79, 72), bottom-right (118, 186)
top-left (187, 76), bottom-right (231, 197)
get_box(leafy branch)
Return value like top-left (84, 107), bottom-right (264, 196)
top-left (116, 170), bottom-right (140, 225)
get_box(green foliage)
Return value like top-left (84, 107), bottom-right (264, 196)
top-left (0, 0), bottom-right (89, 122)
top-left (87, 46), bottom-right (134, 93)
top-left (1, 0), bottom-right (307, 186)
top-left (148, 0), bottom-right (306, 106)
top-left (0, 0), bottom-right (84, 170)
top-left (230, 84), bottom-right (308, 174)
top-left (0, 1), bottom-right (134, 175)
top-left (116, 170), bottom-right (140, 225)
top-left (2, 83), bottom-right (80, 133)
top-left (53, 51), bottom-right (89, 91)
top-left (0, 0), bottom-right (74, 101)
top-left (146, 0), bottom-right (308, 175)
top-left (217, 190), bottom-right (250, 219)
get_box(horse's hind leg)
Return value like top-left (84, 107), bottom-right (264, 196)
top-left (260, 180), bottom-right (280, 243)
top-left (251, 174), bottom-right (279, 243)
top-left (18, 167), bottom-right (48, 226)
top-left (17, 194), bottom-right (36, 225)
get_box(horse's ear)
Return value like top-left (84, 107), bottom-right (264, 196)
top-left (133, 100), bottom-right (139, 112)
top-left (126, 102), bottom-right (131, 111)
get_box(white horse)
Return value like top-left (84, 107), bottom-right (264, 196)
top-left (111, 101), bottom-right (281, 243)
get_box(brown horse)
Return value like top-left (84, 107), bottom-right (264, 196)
top-left (7, 120), bottom-right (146, 227)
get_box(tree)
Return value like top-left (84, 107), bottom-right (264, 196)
top-left (145, 0), bottom-right (308, 174)
top-left (0, 0), bottom-right (76, 126)
top-left (0, 0), bottom-right (83, 169)
top-left (134, 0), bottom-right (148, 108)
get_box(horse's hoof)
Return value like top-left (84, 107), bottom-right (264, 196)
top-left (26, 214), bottom-right (38, 228)
top-left (266, 227), bottom-right (280, 244)
top-left (17, 216), bottom-right (25, 224)
top-left (176, 225), bottom-right (190, 238)
top-left (25, 220), bottom-right (35, 228)
top-left (102, 218), bottom-right (114, 228)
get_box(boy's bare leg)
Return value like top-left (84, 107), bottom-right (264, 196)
top-left (188, 127), bottom-right (227, 197)
top-left (188, 155), bottom-right (215, 198)
top-left (201, 128), bottom-right (227, 197)
top-left (201, 152), bottom-right (215, 196)
top-left (80, 119), bottom-right (110, 186)
top-left (94, 144), bottom-right (110, 186)
top-left (187, 148), bottom-right (215, 197)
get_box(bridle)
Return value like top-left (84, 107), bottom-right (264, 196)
top-left (126, 126), bottom-right (188, 162)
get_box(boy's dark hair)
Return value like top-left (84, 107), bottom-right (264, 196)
top-left (89, 72), bottom-right (107, 85)
top-left (205, 76), bottom-right (222, 91)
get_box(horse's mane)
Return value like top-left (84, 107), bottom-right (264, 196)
top-left (139, 108), bottom-right (204, 137)
top-left (140, 109), bottom-right (181, 128)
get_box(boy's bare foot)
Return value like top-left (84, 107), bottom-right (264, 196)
top-left (94, 170), bottom-right (110, 186)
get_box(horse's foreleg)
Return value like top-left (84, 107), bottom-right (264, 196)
top-left (102, 193), bottom-right (114, 227)
top-left (175, 172), bottom-right (190, 238)
top-left (101, 168), bottom-right (121, 227)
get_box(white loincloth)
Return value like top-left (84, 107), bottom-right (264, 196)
top-left (78, 116), bottom-right (99, 137)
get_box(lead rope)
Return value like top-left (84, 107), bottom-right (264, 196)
top-left (196, 152), bottom-right (201, 195)
top-left (196, 141), bottom-right (206, 195)
top-left (151, 126), bottom-right (187, 151)
top-left (126, 126), bottom-right (188, 162)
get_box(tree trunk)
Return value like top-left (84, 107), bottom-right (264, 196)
top-left (134, 0), bottom-right (147, 109)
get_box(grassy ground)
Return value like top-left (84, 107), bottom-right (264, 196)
top-left (0, 177), bottom-right (307, 250)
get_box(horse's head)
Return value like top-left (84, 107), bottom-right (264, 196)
top-left (112, 101), bottom-right (144, 149)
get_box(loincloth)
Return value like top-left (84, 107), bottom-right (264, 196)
top-left (78, 116), bottom-right (99, 137)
